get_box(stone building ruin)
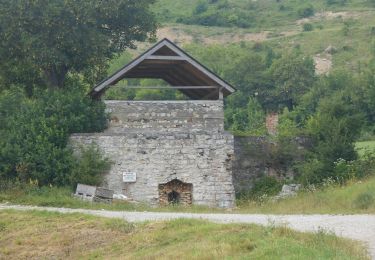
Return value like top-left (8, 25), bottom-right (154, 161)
top-left (71, 39), bottom-right (237, 208)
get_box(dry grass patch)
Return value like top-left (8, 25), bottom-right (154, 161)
top-left (236, 176), bottom-right (375, 214)
top-left (0, 210), bottom-right (369, 259)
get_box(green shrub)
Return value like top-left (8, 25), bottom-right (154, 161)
top-left (178, 8), bottom-right (255, 28)
top-left (342, 22), bottom-right (350, 36)
top-left (227, 97), bottom-right (267, 135)
top-left (352, 151), bottom-right (375, 179)
top-left (238, 176), bottom-right (282, 201)
top-left (326, 0), bottom-right (347, 5)
top-left (353, 192), bottom-right (374, 209)
top-left (298, 5), bottom-right (315, 18)
top-left (70, 145), bottom-right (112, 187)
top-left (194, 1), bottom-right (208, 15)
top-left (303, 23), bottom-right (314, 32)
top-left (296, 93), bottom-right (364, 185)
top-left (0, 87), bottom-right (107, 186)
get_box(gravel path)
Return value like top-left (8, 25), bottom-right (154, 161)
top-left (1, 204), bottom-right (374, 259)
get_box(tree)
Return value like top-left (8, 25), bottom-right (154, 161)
top-left (269, 52), bottom-right (315, 111)
top-left (0, 87), bottom-right (108, 185)
top-left (225, 97), bottom-right (266, 134)
top-left (225, 52), bottom-right (275, 110)
top-left (0, 0), bottom-right (157, 90)
top-left (298, 92), bottom-right (364, 184)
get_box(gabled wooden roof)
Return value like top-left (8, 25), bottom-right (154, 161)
top-left (89, 38), bottom-right (236, 100)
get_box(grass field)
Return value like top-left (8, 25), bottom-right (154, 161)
top-left (356, 140), bottom-right (375, 156)
top-left (0, 210), bottom-right (369, 259)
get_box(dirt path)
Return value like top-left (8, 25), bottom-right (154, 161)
top-left (1, 204), bottom-right (374, 259)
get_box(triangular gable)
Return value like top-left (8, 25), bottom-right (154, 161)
top-left (90, 38), bottom-right (236, 99)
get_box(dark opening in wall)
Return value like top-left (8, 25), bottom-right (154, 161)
top-left (168, 190), bottom-right (180, 204)
top-left (159, 179), bottom-right (193, 206)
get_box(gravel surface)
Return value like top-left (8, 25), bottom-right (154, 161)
top-left (1, 204), bottom-right (374, 259)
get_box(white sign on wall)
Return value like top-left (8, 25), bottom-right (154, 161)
top-left (123, 171), bottom-right (137, 183)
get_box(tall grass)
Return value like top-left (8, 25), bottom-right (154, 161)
top-left (0, 210), bottom-right (369, 259)
top-left (237, 177), bottom-right (375, 214)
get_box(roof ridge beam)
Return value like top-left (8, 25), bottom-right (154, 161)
top-left (112, 85), bottom-right (218, 89)
top-left (146, 55), bottom-right (186, 60)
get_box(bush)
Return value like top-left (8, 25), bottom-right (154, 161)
top-left (353, 192), bottom-right (374, 209)
top-left (0, 87), bottom-right (107, 186)
top-left (178, 9), bottom-right (254, 28)
top-left (70, 145), bottom-right (112, 187)
top-left (228, 97), bottom-right (266, 135)
top-left (303, 23), bottom-right (314, 32)
top-left (194, 1), bottom-right (208, 15)
top-left (352, 151), bottom-right (375, 179)
top-left (238, 176), bottom-right (282, 201)
top-left (296, 93), bottom-right (364, 185)
top-left (298, 6), bottom-right (315, 18)
top-left (272, 114), bottom-right (305, 172)
top-left (326, 0), bottom-right (347, 5)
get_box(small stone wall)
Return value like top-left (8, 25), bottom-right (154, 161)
top-left (232, 136), bottom-right (273, 194)
top-left (232, 136), bottom-right (307, 195)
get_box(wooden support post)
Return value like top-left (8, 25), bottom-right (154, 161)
top-left (218, 89), bottom-right (224, 100)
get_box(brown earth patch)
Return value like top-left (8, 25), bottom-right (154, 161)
top-left (297, 11), bottom-right (362, 25)
top-left (314, 53), bottom-right (332, 75)
top-left (156, 26), bottom-right (299, 45)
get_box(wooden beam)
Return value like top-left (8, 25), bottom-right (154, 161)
top-left (200, 89), bottom-right (220, 100)
top-left (219, 89), bottom-right (224, 100)
top-left (145, 55), bottom-right (186, 61)
top-left (161, 75), bottom-right (201, 100)
top-left (112, 85), bottom-right (218, 89)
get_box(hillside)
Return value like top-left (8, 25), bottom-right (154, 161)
top-left (148, 0), bottom-right (375, 74)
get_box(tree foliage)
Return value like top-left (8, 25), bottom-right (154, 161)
top-left (296, 74), bottom-right (365, 185)
top-left (0, 87), bottom-right (108, 186)
top-left (269, 52), bottom-right (316, 111)
top-left (0, 0), bottom-right (157, 90)
top-left (70, 145), bottom-right (111, 188)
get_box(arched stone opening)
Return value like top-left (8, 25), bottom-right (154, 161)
top-left (158, 179), bottom-right (192, 206)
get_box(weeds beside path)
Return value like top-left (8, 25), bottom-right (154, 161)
top-left (1, 204), bottom-right (374, 259)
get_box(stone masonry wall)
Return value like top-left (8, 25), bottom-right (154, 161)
top-left (232, 136), bottom-right (307, 195)
top-left (105, 100), bottom-right (224, 133)
top-left (70, 100), bottom-right (235, 208)
top-left (232, 136), bottom-right (274, 194)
